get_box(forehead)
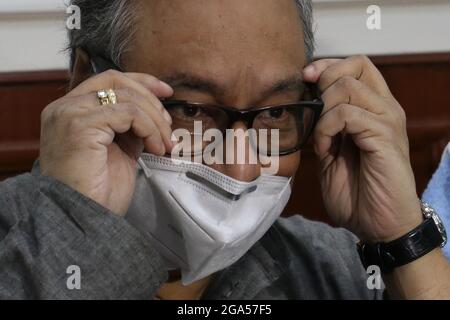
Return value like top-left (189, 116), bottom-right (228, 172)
top-left (124, 0), bottom-right (306, 103)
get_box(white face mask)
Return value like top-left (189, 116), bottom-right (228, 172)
top-left (125, 153), bottom-right (292, 285)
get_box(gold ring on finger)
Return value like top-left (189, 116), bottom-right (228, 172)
top-left (107, 88), bottom-right (118, 105)
top-left (97, 89), bottom-right (111, 106)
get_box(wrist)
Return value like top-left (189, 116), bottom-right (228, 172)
top-left (361, 199), bottom-right (424, 244)
top-left (383, 248), bottom-right (448, 299)
top-left (377, 212), bottom-right (423, 243)
top-left (357, 200), bottom-right (447, 275)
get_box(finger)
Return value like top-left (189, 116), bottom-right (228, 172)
top-left (115, 88), bottom-right (173, 150)
top-left (115, 132), bottom-right (145, 161)
top-left (313, 103), bottom-right (384, 159)
top-left (81, 103), bottom-right (167, 156)
top-left (303, 59), bottom-right (342, 83)
top-left (68, 70), bottom-right (172, 106)
top-left (315, 56), bottom-right (391, 97)
top-left (77, 89), bottom-right (172, 123)
top-left (117, 88), bottom-right (173, 126)
top-left (321, 76), bottom-right (389, 115)
top-left (123, 73), bottom-right (173, 98)
top-left (67, 70), bottom-right (173, 148)
top-left (76, 89), bottom-right (173, 150)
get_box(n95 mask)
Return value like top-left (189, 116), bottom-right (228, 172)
top-left (125, 153), bottom-right (292, 285)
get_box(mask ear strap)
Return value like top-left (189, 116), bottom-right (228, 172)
top-left (138, 158), bottom-right (153, 178)
top-left (84, 48), bottom-right (121, 74)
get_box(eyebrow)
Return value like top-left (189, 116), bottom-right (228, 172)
top-left (160, 72), bottom-right (305, 102)
top-left (161, 73), bottom-right (225, 96)
top-left (265, 75), bottom-right (305, 101)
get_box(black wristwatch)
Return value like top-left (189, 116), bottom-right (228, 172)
top-left (357, 201), bottom-right (447, 274)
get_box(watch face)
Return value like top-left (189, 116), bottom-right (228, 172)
top-left (422, 202), bottom-right (448, 248)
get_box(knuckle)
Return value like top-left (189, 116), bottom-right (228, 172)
top-left (121, 87), bottom-right (136, 101)
top-left (337, 76), bottom-right (358, 91)
top-left (104, 69), bottom-right (120, 77)
top-left (154, 100), bottom-right (165, 112)
top-left (354, 54), bottom-right (371, 66)
top-left (103, 69), bottom-right (121, 81)
top-left (320, 69), bottom-right (334, 85)
top-left (146, 93), bottom-right (163, 111)
top-left (49, 105), bottom-right (66, 124)
top-left (137, 91), bottom-right (151, 107)
top-left (314, 122), bottom-right (326, 137)
top-left (397, 105), bottom-right (407, 123)
top-left (66, 116), bottom-right (85, 133)
top-left (41, 104), bottom-right (54, 124)
top-left (336, 104), bottom-right (349, 118)
top-left (385, 101), bottom-right (407, 127)
top-left (123, 102), bottom-right (140, 117)
top-left (337, 104), bottom-right (355, 121)
top-left (357, 107), bottom-right (368, 122)
top-left (41, 97), bottom-right (76, 127)
top-left (382, 122), bottom-right (397, 140)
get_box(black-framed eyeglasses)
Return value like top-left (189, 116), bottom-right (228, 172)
top-left (88, 51), bottom-right (324, 156)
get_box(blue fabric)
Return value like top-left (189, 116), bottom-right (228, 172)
top-left (422, 142), bottom-right (450, 259)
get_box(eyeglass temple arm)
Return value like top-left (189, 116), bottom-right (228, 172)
top-left (85, 49), bottom-right (122, 74)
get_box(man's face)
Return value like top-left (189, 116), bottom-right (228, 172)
top-left (123, 0), bottom-right (307, 181)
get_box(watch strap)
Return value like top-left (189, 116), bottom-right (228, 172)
top-left (358, 217), bottom-right (443, 273)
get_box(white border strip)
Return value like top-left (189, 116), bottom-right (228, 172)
top-left (0, 0), bottom-right (376, 13)
top-left (313, 0), bottom-right (372, 3)
top-left (0, 0), bottom-right (383, 14)
top-left (0, 0), bottom-right (66, 14)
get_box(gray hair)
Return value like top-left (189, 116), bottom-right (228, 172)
top-left (68, 0), bottom-right (315, 71)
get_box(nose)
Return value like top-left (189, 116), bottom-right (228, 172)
top-left (210, 121), bottom-right (261, 182)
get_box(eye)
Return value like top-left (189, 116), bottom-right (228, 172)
top-left (260, 107), bottom-right (289, 121)
top-left (182, 105), bottom-right (201, 118)
top-left (169, 104), bottom-right (204, 120)
top-left (268, 108), bottom-right (285, 119)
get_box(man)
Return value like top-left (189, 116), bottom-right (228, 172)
top-left (0, 0), bottom-right (449, 299)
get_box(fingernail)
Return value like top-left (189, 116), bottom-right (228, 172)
top-left (164, 111), bottom-right (172, 124)
top-left (159, 80), bottom-right (173, 92)
top-left (303, 65), bottom-right (316, 76)
top-left (159, 141), bottom-right (166, 155)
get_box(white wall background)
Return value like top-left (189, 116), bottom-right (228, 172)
top-left (313, 0), bottom-right (450, 57)
top-left (0, 0), bottom-right (450, 72)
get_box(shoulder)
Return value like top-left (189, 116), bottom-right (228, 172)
top-left (273, 215), bottom-right (361, 277)
top-left (0, 173), bottom-right (39, 236)
top-left (274, 214), bottom-right (358, 253)
top-left (267, 215), bottom-right (383, 299)
top-left (1, 173), bottom-right (37, 191)
top-left (0, 173), bottom-right (39, 209)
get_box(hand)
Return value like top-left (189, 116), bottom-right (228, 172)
top-left (303, 56), bottom-right (423, 243)
top-left (40, 70), bottom-right (174, 215)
